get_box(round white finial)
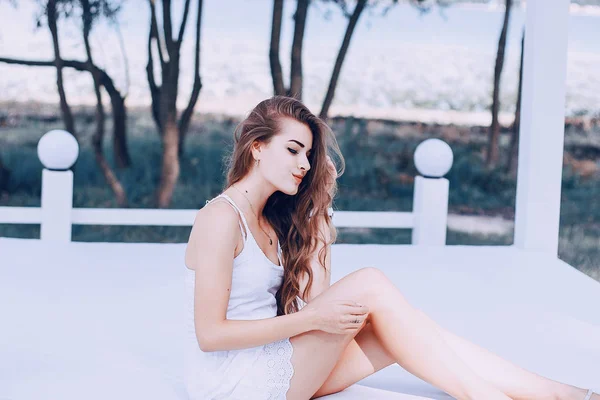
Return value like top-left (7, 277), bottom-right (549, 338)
top-left (37, 129), bottom-right (79, 170)
top-left (414, 138), bottom-right (453, 178)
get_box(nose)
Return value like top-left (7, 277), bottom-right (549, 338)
top-left (299, 156), bottom-right (310, 173)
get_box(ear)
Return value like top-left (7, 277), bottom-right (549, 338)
top-left (251, 140), bottom-right (263, 160)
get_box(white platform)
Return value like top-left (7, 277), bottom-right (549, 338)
top-left (1, 237), bottom-right (599, 400)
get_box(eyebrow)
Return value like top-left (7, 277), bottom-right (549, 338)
top-left (288, 140), bottom-right (312, 152)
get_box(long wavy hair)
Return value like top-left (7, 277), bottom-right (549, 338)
top-left (224, 96), bottom-right (345, 315)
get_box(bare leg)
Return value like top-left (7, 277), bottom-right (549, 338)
top-left (361, 268), bottom-right (511, 400)
top-left (303, 268), bottom-right (595, 400)
top-left (415, 309), bottom-right (595, 400)
top-left (287, 267), bottom-right (510, 400)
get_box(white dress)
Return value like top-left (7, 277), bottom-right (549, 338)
top-left (184, 194), bottom-right (299, 400)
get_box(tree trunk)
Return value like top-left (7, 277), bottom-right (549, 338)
top-left (320, 0), bottom-right (367, 120)
top-left (157, 116), bottom-right (180, 207)
top-left (486, 0), bottom-right (513, 168)
top-left (158, 52), bottom-right (181, 132)
top-left (47, 0), bottom-right (77, 139)
top-left (111, 98), bottom-right (130, 168)
top-left (95, 57), bottom-right (131, 168)
top-left (507, 29), bottom-right (525, 177)
top-left (0, 156), bottom-right (10, 193)
top-left (81, 0), bottom-right (127, 206)
top-left (178, 0), bottom-right (204, 157)
top-left (147, 0), bottom-right (203, 206)
top-left (269, 0), bottom-right (285, 96)
top-left (148, 0), bottom-right (202, 207)
top-left (288, 0), bottom-right (309, 100)
top-left (156, 49), bottom-right (181, 207)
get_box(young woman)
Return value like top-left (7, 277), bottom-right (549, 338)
top-left (184, 96), bottom-right (597, 400)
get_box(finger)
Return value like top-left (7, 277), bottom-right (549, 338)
top-left (343, 314), bottom-right (365, 323)
top-left (342, 326), bottom-right (361, 332)
top-left (346, 310), bottom-right (368, 317)
top-left (342, 318), bottom-right (364, 327)
top-left (340, 301), bottom-right (368, 309)
top-left (340, 304), bottom-right (368, 314)
top-left (348, 305), bottom-right (369, 315)
top-left (339, 300), bottom-right (362, 307)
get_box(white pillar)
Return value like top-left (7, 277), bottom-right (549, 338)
top-left (37, 129), bottom-right (79, 243)
top-left (412, 176), bottom-right (449, 246)
top-left (40, 169), bottom-right (74, 242)
top-left (411, 139), bottom-right (453, 246)
top-left (514, 0), bottom-right (570, 254)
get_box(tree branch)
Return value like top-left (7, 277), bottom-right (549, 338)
top-left (0, 57), bottom-right (54, 67)
top-left (177, 0), bottom-right (192, 44)
top-left (146, 20), bottom-right (162, 129)
top-left (179, 0), bottom-right (203, 139)
top-left (47, 0), bottom-right (76, 137)
top-left (148, 0), bottom-right (166, 65)
top-left (289, 0), bottom-right (309, 100)
top-left (0, 57), bottom-right (123, 100)
top-left (320, 0), bottom-right (367, 119)
top-left (487, 0), bottom-right (512, 167)
top-left (162, 0), bottom-right (174, 53)
top-left (269, 0), bottom-right (285, 95)
top-left (146, 1), bottom-right (162, 128)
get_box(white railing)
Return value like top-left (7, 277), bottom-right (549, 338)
top-left (0, 130), bottom-right (454, 246)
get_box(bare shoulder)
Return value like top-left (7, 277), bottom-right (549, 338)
top-left (197, 199), bottom-right (240, 223)
top-left (184, 200), bottom-right (242, 271)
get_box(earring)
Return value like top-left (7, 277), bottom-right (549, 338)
top-left (255, 159), bottom-right (260, 167)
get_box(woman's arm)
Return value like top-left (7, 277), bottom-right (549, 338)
top-left (297, 214), bottom-right (332, 303)
top-left (185, 202), bottom-right (315, 352)
top-left (202, 312), bottom-right (312, 352)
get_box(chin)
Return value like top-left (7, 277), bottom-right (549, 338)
top-left (280, 183), bottom-right (299, 196)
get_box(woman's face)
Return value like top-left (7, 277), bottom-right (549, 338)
top-left (254, 117), bottom-right (314, 195)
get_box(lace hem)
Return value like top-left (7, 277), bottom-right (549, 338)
top-left (264, 339), bottom-right (295, 399)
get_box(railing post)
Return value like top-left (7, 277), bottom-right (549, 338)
top-left (37, 130), bottom-right (79, 243)
top-left (411, 139), bottom-right (453, 246)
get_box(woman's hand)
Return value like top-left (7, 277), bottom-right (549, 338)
top-left (301, 299), bottom-right (370, 334)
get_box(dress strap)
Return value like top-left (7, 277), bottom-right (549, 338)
top-left (205, 194), bottom-right (250, 241)
top-left (218, 194), bottom-right (251, 236)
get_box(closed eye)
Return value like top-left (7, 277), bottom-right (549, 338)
top-left (288, 148), bottom-right (298, 155)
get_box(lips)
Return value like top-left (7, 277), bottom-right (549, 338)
top-left (292, 173), bottom-right (303, 183)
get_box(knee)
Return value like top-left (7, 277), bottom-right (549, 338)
top-left (354, 267), bottom-right (390, 297)
top-left (354, 267), bottom-right (409, 307)
top-left (356, 266), bottom-right (388, 285)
